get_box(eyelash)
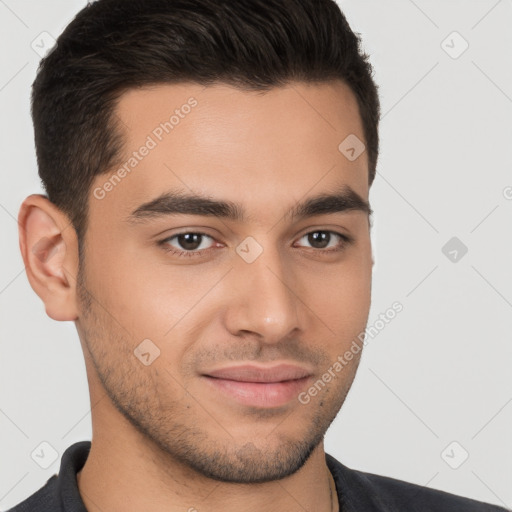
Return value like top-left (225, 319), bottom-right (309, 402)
top-left (157, 230), bottom-right (354, 259)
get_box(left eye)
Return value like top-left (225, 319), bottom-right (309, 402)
top-left (296, 231), bottom-right (349, 250)
top-left (159, 230), bottom-right (352, 258)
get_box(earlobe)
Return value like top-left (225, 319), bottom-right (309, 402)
top-left (18, 194), bottom-right (79, 321)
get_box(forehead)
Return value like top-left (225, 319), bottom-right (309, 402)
top-left (92, 81), bottom-right (369, 224)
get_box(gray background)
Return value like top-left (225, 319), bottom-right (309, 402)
top-left (1, 0), bottom-right (511, 509)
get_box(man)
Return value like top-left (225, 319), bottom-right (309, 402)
top-left (9, 0), bottom-right (507, 511)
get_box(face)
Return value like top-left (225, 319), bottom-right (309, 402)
top-left (76, 81), bottom-right (372, 483)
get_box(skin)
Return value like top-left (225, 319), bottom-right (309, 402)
top-left (19, 80), bottom-right (373, 512)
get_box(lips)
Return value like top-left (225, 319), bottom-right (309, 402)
top-left (204, 364), bottom-right (312, 383)
top-left (202, 363), bottom-right (313, 408)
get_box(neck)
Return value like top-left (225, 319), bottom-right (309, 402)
top-left (76, 396), bottom-right (338, 512)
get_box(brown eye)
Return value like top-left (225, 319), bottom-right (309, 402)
top-left (174, 233), bottom-right (206, 251)
top-left (296, 231), bottom-right (352, 252)
top-left (160, 232), bottom-right (216, 257)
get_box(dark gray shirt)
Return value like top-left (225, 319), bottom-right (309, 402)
top-left (6, 441), bottom-right (509, 511)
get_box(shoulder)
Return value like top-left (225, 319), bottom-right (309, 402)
top-left (5, 441), bottom-right (91, 512)
top-left (4, 476), bottom-right (59, 512)
top-left (326, 453), bottom-right (510, 512)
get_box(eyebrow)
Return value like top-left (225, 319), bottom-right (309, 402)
top-left (126, 185), bottom-right (372, 224)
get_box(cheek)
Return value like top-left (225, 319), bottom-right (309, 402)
top-left (83, 232), bottom-right (210, 336)
top-left (309, 277), bottom-right (370, 343)
top-left (304, 249), bottom-right (372, 334)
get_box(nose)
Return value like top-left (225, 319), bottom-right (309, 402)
top-left (223, 243), bottom-right (303, 344)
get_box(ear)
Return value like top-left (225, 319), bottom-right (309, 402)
top-left (18, 194), bottom-right (79, 321)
